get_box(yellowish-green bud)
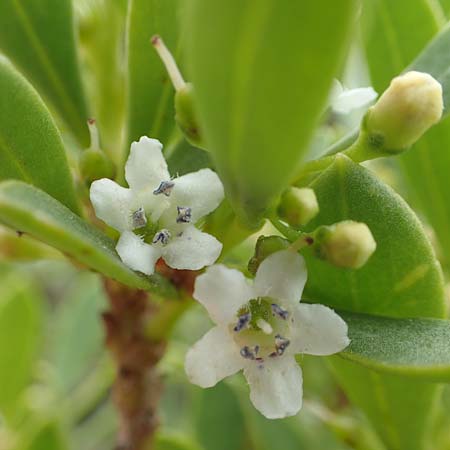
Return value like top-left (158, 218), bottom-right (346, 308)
top-left (278, 187), bottom-right (319, 227)
top-left (366, 71), bottom-right (443, 151)
top-left (248, 235), bottom-right (290, 275)
top-left (316, 220), bottom-right (376, 269)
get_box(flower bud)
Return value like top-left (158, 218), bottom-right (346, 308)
top-left (152, 35), bottom-right (205, 149)
top-left (248, 235), bottom-right (290, 275)
top-left (277, 187), bottom-right (319, 227)
top-left (79, 119), bottom-right (115, 184)
top-left (365, 71), bottom-right (443, 152)
top-left (314, 221), bottom-right (376, 269)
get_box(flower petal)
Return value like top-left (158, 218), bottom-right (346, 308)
top-left (331, 87), bottom-right (377, 114)
top-left (194, 264), bottom-right (254, 325)
top-left (90, 179), bottom-right (133, 232)
top-left (185, 326), bottom-right (243, 388)
top-left (125, 136), bottom-right (170, 191)
top-left (290, 303), bottom-right (350, 355)
top-left (162, 226), bottom-right (222, 271)
top-left (170, 169), bottom-right (224, 222)
top-left (244, 356), bottom-right (302, 419)
top-left (116, 231), bottom-right (161, 275)
top-left (254, 250), bottom-right (307, 305)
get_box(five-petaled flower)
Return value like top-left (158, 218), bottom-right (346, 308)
top-left (90, 136), bottom-right (224, 275)
top-left (185, 249), bottom-right (350, 419)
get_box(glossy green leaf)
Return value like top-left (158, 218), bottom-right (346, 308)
top-left (303, 155), bottom-right (446, 450)
top-left (0, 266), bottom-right (42, 420)
top-left (186, 0), bottom-right (357, 225)
top-left (0, 0), bottom-right (89, 145)
top-left (0, 58), bottom-right (80, 214)
top-left (125, 0), bottom-right (181, 159)
top-left (0, 180), bottom-right (174, 295)
top-left (340, 311), bottom-right (450, 381)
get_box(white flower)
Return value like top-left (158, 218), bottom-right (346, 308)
top-left (185, 249), bottom-right (349, 419)
top-left (90, 136), bottom-right (224, 275)
top-left (329, 79), bottom-right (377, 114)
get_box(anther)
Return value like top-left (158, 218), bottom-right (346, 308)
top-left (176, 206), bottom-right (192, 223)
top-left (271, 303), bottom-right (289, 320)
top-left (152, 229), bottom-right (171, 245)
top-left (131, 207), bottom-right (147, 229)
top-left (233, 313), bottom-right (251, 332)
top-left (240, 346), bottom-right (256, 360)
top-left (153, 180), bottom-right (175, 196)
top-left (274, 334), bottom-right (290, 356)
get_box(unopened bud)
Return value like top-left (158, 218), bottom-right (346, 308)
top-left (79, 119), bottom-right (115, 184)
top-left (278, 187), bottom-right (319, 227)
top-left (365, 71), bottom-right (443, 152)
top-left (152, 35), bottom-right (205, 149)
top-left (314, 221), bottom-right (376, 269)
top-left (248, 235), bottom-right (290, 275)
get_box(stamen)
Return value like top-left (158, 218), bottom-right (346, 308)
top-left (274, 334), bottom-right (290, 356)
top-left (240, 346), bottom-right (256, 360)
top-left (256, 318), bottom-right (273, 335)
top-left (151, 35), bottom-right (186, 91)
top-left (271, 303), bottom-right (289, 320)
top-left (176, 206), bottom-right (192, 223)
top-left (152, 229), bottom-right (171, 246)
top-left (233, 312), bottom-right (251, 332)
top-left (153, 180), bottom-right (175, 196)
top-left (131, 207), bottom-right (147, 229)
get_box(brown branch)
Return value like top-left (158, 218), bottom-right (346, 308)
top-left (102, 279), bottom-right (166, 450)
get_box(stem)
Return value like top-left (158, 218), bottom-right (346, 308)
top-left (269, 216), bottom-right (301, 242)
top-left (151, 35), bottom-right (186, 92)
top-left (87, 118), bottom-right (101, 150)
top-left (102, 279), bottom-right (166, 450)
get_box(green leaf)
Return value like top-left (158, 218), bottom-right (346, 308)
top-left (0, 265), bottom-right (42, 420)
top-left (362, 0), bottom-right (450, 269)
top-left (125, 0), bottom-right (181, 158)
top-left (194, 382), bottom-right (246, 450)
top-left (340, 311), bottom-right (450, 381)
top-left (185, 0), bottom-right (357, 225)
top-left (304, 155), bottom-right (446, 450)
top-left (0, 58), bottom-right (80, 214)
top-left (0, 0), bottom-right (89, 145)
top-left (0, 180), bottom-right (174, 295)
top-left (409, 22), bottom-right (450, 115)
top-left (48, 272), bottom-right (107, 392)
top-left (20, 421), bottom-right (68, 450)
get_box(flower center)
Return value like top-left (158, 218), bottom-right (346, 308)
top-left (231, 297), bottom-right (291, 364)
top-left (130, 178), bottom-right (194, 246)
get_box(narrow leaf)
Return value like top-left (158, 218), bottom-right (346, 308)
top-left (0, 0), bottom-right (90, 145)
top-left (186, 0), bottom-right (357, 225)
top-left (0, 180), bottom-right (173, 295)
top-left (340, 311), bottom-right (450, 382)
top-left (0, 58), bottom-right (80, 214)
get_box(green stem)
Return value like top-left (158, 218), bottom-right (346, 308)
top-left (269, 215), bottom-right (301, 242)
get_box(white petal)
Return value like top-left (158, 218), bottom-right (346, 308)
top-left (193, 264), bottom-right (254, 325)
top-left (116, 231), bottom-right (161, 275)
top-left (170, 169), bottom-right (224, 222)
top-left (125, 136), bottom-right (170, 191)
top-left (328, 79), bottom-right (344, 105)
top-left (90, 179), bottom-right (133, 232)
top-left (290, 303), bottom-right (350, 355)
top-left (331, 87), bottom-right (377, 114)
top-left (185, 326), bottom-right (243, 388)
top-left (244, 356), bottom-right (302, 419)
top-left (162, 226), bottom-right (222, 271)
top-left (254, 250), bottom-right (307, 305)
